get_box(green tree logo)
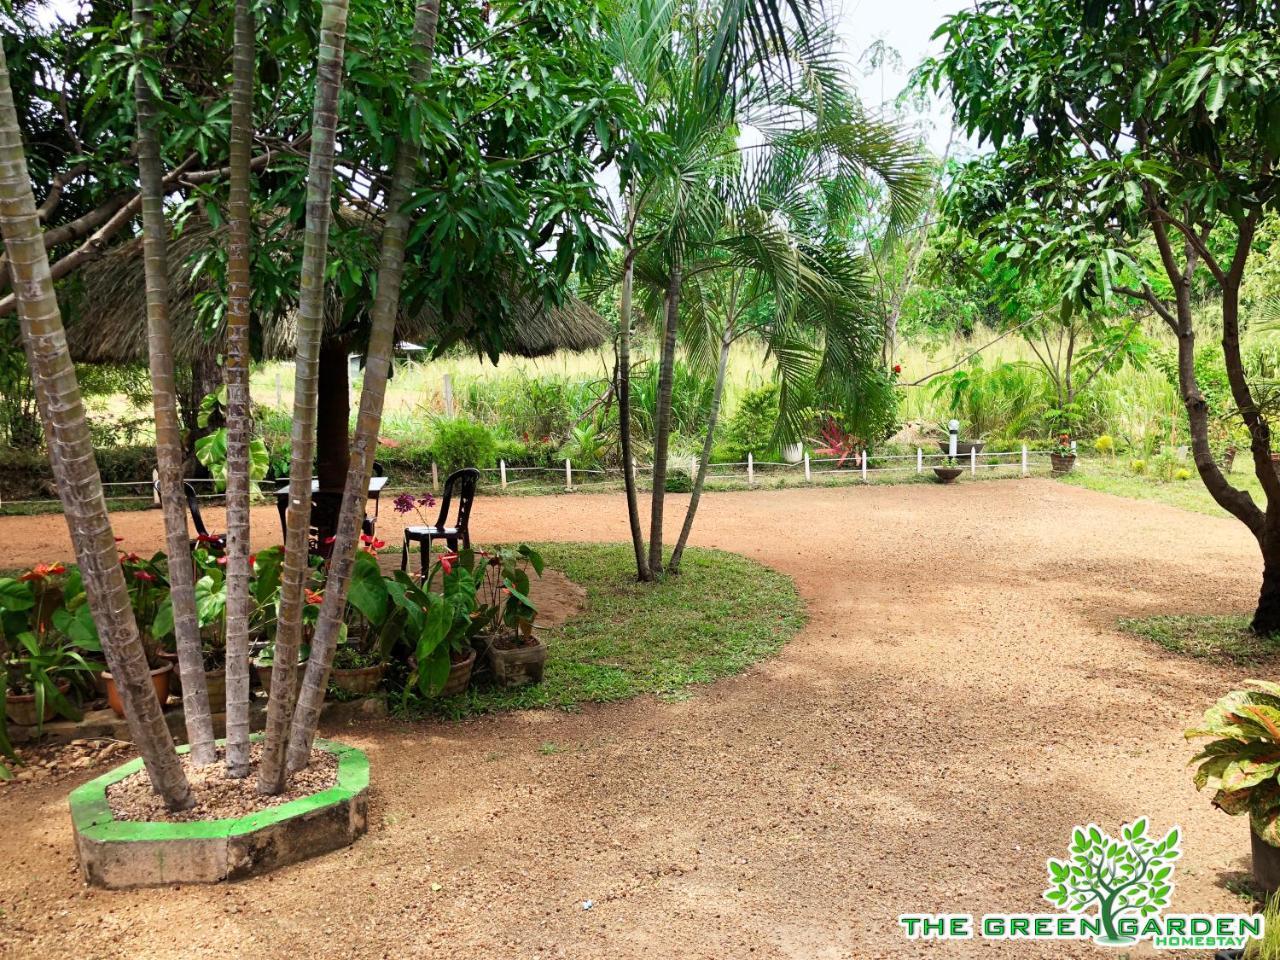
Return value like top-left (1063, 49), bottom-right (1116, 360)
top-left (1042, 818), bottom-right (1181, 946)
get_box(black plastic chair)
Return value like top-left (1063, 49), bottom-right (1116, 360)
top-left (401, 468), bottom-right (479, 581)
top-left (155, 480), bottom-right (225, 551)
top-left (364, 461), bottom-right (386, 537)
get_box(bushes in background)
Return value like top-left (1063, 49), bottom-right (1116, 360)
top-left (431, 417), bottom-right (497, 473)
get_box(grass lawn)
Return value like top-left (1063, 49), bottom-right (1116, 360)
top-left (1119, 614), bottom-right (1280, 666)
top-left (1061, 455), bottom-right (1265, 519)
top-left (406, 542), bottom-right (806, 719)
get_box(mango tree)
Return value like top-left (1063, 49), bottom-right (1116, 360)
top-left (927, 0), bottom-right (1280, 630)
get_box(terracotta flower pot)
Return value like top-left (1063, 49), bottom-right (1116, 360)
top-left (438, 649), bottom-right (476, 697)
top-left (330, 663), bottom-right (385, 696)
top-left (933, 466), bottom-right (963, 484)
top-left (1050, 453), bottom-right (1077, 474)
top-left (203, 668), bottom-right (227, 714)
top-left (4, 681), bottom-right (70, 727)
top-left (488, 637), bottom-right (547, 688)
top-left (102, 663), bottom-right (172, 719)
top-left (253, 659), bottom-right (305, 702)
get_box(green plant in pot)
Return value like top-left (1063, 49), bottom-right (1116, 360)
top-left (328, 545), bottom-right (404, 697)
top-left (154, 546), bottom-right (232, 712)
top-left (476, 545), bottom-right (546, 689)
top-left (1050, 432), bottom-right (1077, 474)
top-left (1187, 681), bottom-right (1280, 897)
top-left (0, 564), bottom-right (102, 745)
top-left (99, 550), bottom-right (173, 717)
top-left (388, 554), bottom-right (490, 702)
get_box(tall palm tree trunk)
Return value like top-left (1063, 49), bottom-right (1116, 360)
top-left (617, 240), bottom-right (651, 581)
top-left (222, 0), bottom-right (255, 778)
top-left (0, 44), bottom-right (192, 809)
top-left (133, 0), bottom-right (214, 765)
top-left (286, 0), bottom-right (441, 773)
top-left (669, 325), bottom-right (732, 573)
top-left (259, 0), bottom-right (351, 795)
top-left (647, 260), bottom-right (682, 575)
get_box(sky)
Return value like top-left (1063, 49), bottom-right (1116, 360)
top-left (832, 0), bottom-right (974, 156)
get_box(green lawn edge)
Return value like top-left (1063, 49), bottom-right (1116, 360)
top-left (400, 542), bottom-right (808, 720)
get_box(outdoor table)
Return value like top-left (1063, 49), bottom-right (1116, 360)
top-left (274, 476), bottom-right (390, 545)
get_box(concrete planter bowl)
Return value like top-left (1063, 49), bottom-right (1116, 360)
top-left (69, 738), bottom-right (369, 889)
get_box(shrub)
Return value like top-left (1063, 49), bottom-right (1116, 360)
top-left (721, 384), bottom-right (779, 462)
top-left (1094, 434), bottom-right (1115, 455)
top-left (431, 418), bottom-right (497, 473)
top-left (1130, 458), bottom-right (1147, 474)
top-left (664, 470), bottom-right (693, 493)
top-left (1175, 468), bottom-right (1192, 481)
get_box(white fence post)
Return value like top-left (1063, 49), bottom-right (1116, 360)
top-left (565, 458), bottom-right (572, 491)
top-left (152, 468), bottom-right (161, 506)
top-left (916, 447), bottom-right (923, 474)
top-left (274, 372), bottom-right (282, 408)
top-left (690, 455), bottom-right (697, 479)
top-left (500, 459), bottom-right (507, 489)
top-left (442, 374), bottom-right (454, 417)
top-left (970, 446), bottom-right (977, 476)
top-left (861, 449), bottom-right (868, 483)
top-left (431, 462), bottom-right (439, 492)
top-left (804, 452), bottom-right (811, 482)
top-left (1021, 443), bottom-right (1028, 477)
top-left (1071, 439), bottom-right (1078, 455)
top-left (747, 452), bottom-right (755, 487)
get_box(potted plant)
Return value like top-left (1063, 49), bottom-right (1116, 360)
top-left (330, 543), bottom-right (400, 696)
top-left (102, 551), bottom-right (172, 717)
top-left (1188, 681), bottom-right (1280, 896)
top-left (0, 566), bottom-right (102, 731)
top-left (935, 439), bottom-right (985, 457)
top-left (389, 553), bottom-right (489, 701)
top-left (476, 545), bottom-right (546, 689)
top-left (933, 458), bottom-right (964, 484)
top-left (1050, 433), bottom-right (1077, 474)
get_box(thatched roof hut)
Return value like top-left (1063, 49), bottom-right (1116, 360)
top-left (59, 216), bottom-right (609, 365)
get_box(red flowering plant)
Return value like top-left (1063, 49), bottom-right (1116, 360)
top-left (117, 550), bottom-right (171, 666)
top-left (1052, 433), bottom-right (1075, 458)
top-left (810, 417), bottom-right (862, 469)
top-left (327, 548), bottom-right (404, 673)
top-left (0, 563), bottom-right (102, 753)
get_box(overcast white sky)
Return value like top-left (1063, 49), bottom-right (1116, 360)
top-left (832, 0), bottom-right (973, 155)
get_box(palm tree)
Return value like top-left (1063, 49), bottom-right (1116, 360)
top-left (0, 41), bottom-right (192, 809)
top-left (606, 0), bottom-right (929, 580)
top-left (285, 0), bottom-right (442, 773)
top-left (258, 0), bottom-right (353, 796)
top-left (132, 0), bottom-right (216, 767)
top-left (222, 0), bottom-right (255, 779)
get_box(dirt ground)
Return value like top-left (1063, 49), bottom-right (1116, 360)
top-left (0, 480), bottom-right (1265, 958)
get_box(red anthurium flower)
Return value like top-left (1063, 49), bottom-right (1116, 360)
top-left (324, 535), bottom-right (337, 544)
top-left (216, 556), bottom-right (228, 566)
top-left (440, 552), bottom-right (458, 574)
top-left (305, 589), bottom-right (324, 605)
top-left (134, 570), bottom-right (157, 582)
top-left (893, 363), bottom-right (902, 374)
top-left (196, 533), bottom-right (219, 544)
top-left (249, 553), bottom-right (257, 566)
top-left (114, 537), bottom-right (124, 543)
top-left (20, 562), bottom-right (66, 582)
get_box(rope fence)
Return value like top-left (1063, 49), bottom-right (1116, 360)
top-left (0, 443), bottom-right (1071, 512)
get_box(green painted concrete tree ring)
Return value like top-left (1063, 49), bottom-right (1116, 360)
top-left (69, 739), bottom-right (369, 889)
